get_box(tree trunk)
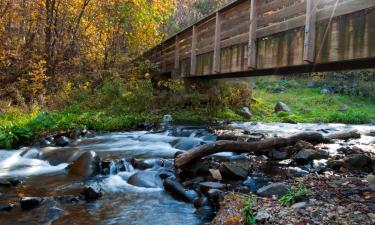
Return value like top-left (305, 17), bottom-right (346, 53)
top-left (175, 132), bottom-right (326, 168)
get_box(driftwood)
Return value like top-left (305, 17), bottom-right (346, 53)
top-left (175, 132), bottom-right (325, 168)
top-left (326, 130), bottom-right (361, 140)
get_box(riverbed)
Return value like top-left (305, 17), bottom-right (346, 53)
top-left (0, 122), bottom-right (374, 225)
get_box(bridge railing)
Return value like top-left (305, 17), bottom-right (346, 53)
top-left (143, 0), bottom-right (375, 78)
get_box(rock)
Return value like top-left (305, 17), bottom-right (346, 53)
top-left (68, 151), bottom-right (100, 177)
top-left (0, 203), bottom-right (14, 212)
top-left (287, 167), bottom-right (309, 178)
top-left (222, 162), bottom-right (249, 180)
top-left (269, 150), bottom-right (288, 160)
top-left (199, 182), bottom-right (226, 194)
top-left (193, 196), bottom-right (209, 209)
top-left (80, 186), bottom-right (102, 201)
top-left (306, 81), bottom-right (317, 88)
top-left (131, 158), bottom-right (153, 170)
top-left (48, 207), bottom-right (64, 220)
top-left (40, 147), bottom-right (79, 166)
top-left (368, 131), bottom-right (375, 137)
top-left (256, 182), bottom-right (289, 197)
top-left (163, 114), bottom-right (173, 123)
top-left (367, 175), bottom-right (375, 184)
top-left (0, 178), bottom-right (21, 188)
top-left (163, 179), bottom-right (198, 203)
top-left (39, 139), bottom-right (51, 147)
top-left (339, 104), bottom-right (349, 112)
top-left (55, 136), bottom-right (70, 147)
top-left (293, 149), bottom-right (327, 165)
top-left (243, 177), bottom-right (257, 192)
top-left (128, 171), bottom-right (163, 188)
top-left (343, 154), bottom-right (374, 172)
top-left (207, 189), bottom-right (225, 209)
top-left (240, 107), bottom-right (252, 119)
top-left (20, 197), bottom-right (43, 210)
top-left (320, 88), bottom-right (331, 95)
top-left (291, 201), bottom-right (307, 209)
top-left (256, 210), bottom-right (270, 222)
top-left (209, 169), bottom-right (223, 181)
top-left (275, 101), bottom-right (291, 113)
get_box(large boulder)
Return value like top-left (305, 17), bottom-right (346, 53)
top-left (163, 178), bottom-right (198, 203)
top-left (128, 171), bottom-right (163, 188)
top-left (256, 183), bottom-right (290, 197)
top-left (68, 151), bottom-right (100, 177)
top-left (343, 154), bottom-right (374, 173)
top-left (293, 149), bottom-right (327, 165)
top-left (275, 102), bottom-right (291, 113)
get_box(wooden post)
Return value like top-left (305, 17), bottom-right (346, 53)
top-left (213, 12), bottom-right (221, 73)
top-left (173, 35), bottom-right (180, 78)
top-left (248, 0), bottom-right (258, 69)
top-left (190, 25), bottom-right (197, 76)
top-left (162, 43), bottom-right (167, 72)
top-left (303, 0), bottom-right (317, 63)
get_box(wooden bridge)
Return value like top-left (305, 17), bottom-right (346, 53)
top-left (142, 0), bottom-right (375, 79)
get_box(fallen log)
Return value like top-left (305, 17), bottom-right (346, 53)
top-left (326, 130), bottom-right (361, 140)
top-left (175, 132), bottom-right (325, 168)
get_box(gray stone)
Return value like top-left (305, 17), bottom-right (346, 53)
top-left (68, 151), bottom-right (100, 177)
top-left (287, 167), bottom-right (309, 178)
top-left (20, 197), bottom-right (43, 210)
top-left (339, 104), bottom-right (349, 112)
top-left (241, 107), bottom-right (252, 119)
top-left (275, 101), bottom-right (291, 113)
top-left (270, 150), bottom-right (288, 160)
top-left (222, 162), bottom-right (249, 179)
top-left (343, 154), bottom-right (374, 172)
top-left (128, 171), bottom-right (163, 188)
top-left (199, 182), bottom-right (226, 194)
top-left (294, 149), bottom-right (326, 165)
top-left (163, 178), bottom-right (198, 203)
top-left (257, 182), bottom-right (289, 197)
top-left (256, 210), bottom-right (270, 222)
top-left (291, 202), bottom-right (307, 209)
top-left (320, 88), bottom-right (331, 95)
top-left (55, 136), bottom-right (70, 147)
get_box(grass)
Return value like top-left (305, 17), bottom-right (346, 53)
top-left (251, 79), bottom-right (375, 124)
top-left (279, 185), bottom-right (309, 206)
top-left (1, 77), bottom-right (374, 149)
top-left (243, 195), bottom-right (257, 225)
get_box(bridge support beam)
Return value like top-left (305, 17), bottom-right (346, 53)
top-left (190, 25), bottom-right (197, 76)
top-left (213, 12), bottom-right (221, 74)
top-left (248, 0), bottom-right (258, 69)
top-left (303, 0), bottom-right (317, 63)
top-left (173, 35), bottom-right (180, 78)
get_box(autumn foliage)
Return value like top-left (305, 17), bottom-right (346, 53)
top-left (0, 0), bottom-right (174, 104)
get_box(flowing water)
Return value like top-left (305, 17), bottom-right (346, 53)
top-left (0, 123), bottom-right (373, 225)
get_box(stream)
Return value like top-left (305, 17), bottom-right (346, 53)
top-left (0, 122), bottom-right (374, 225)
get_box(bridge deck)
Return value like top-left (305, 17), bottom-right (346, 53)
top-left (143, 0), bottom-right (375, 79)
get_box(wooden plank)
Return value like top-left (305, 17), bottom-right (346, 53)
top-left (190, 25), bottom-right (197, 76)
top-left (173, 35), bottom-right (180, 77)
top-left (248, 0), bottom-right (258, 69)
top-left (258, 1), bottom-right (306, 27)
top-left (303, 0), bottom-right (317, 63)
top-left (259, 0), bottom-right (299, 14)
top-left (317, 0), bottom-right (375, 21)
top-left (257, 14), bottom-right (306, 37)
top-left (213, 12), bottom-right (221, 73)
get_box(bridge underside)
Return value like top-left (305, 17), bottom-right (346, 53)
top-left (143, 0), bottom-right (375, 79)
